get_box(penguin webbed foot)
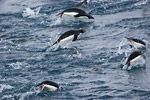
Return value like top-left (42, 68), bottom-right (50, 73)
top-left (127, 66), bottom-right (132, 70)
top-left (129, 44), bottom-right (133, 48)
top-left (122, 65), bottom-right (128, 70)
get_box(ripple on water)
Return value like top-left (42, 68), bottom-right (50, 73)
top-left (0, 0), bottom-right (150, 100)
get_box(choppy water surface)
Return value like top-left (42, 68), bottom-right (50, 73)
top-left (0, 0), bottom-right (150, 100)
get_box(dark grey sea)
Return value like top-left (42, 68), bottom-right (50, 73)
top-left (0, 0), bottom-right (150, 100)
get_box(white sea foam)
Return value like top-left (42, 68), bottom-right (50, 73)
top-left (8, 61), bottom-right (30, 69)
top-left (2, 95), bottom-right (13, 100)
top-left (0, 84), bottom-right (14, 92)
top-left (12, 87), bottom-right (40, 100)
top-left (134, 0), bottom-right (148, 6)
top-left (22, 7), bottom-right (41, 18)
top-left (117, 38), bottom-right (132, 55)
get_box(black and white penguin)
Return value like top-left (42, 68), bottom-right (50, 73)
top-left (123, 50), bottom-right (145, 70)
top-left (126, 37), bottom-right (146, 49)
top-left (75, 0), bottom-right (88, 7)
top-left (37, 80), bottom-right (60, 91)
top-left (57, 8), bottom-right (94, 19)
top-left (52, 29), bottom-right (86, 46)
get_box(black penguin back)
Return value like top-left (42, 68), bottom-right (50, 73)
top-left (126, 51), bottom-right (142, 66)
top-left (37, 80), bottom-right (59, 89)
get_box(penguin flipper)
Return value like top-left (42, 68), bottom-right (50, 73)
top-left (72, 35), bottom-right (78, 41)
top-left (74, 14), bottom-right (80, 18)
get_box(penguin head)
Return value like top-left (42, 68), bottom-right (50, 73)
top-left (86, 14), bottom-right (94, 19)
top-left (79, 29), bottom-right (86, 33)
top-left (125, 37), bottom-right (133, 43)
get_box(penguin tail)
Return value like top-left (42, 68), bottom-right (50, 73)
top-left (125, 37), bottom-right (130, 40)
top-left (36, 83), bottom-right (42, 87)
top-left (41, 41), bottom-right (58, 52)
top-left (56, 12), bottom-right (63, 17)
top-left (52, 41), bottom-right (58, 46)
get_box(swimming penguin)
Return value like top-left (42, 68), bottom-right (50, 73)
top-left (37, 80), bottom-right (60, 91)
top-left (52, 29), bottom-right (86, 46)
top-left (126, 37), bottom-right (146, 49)
top-left (75, 0), bottom-right (88, 7)
top-left (123, 50), bottom-right (145, 70)
top-left (57, 8), bottom-right (94, 19)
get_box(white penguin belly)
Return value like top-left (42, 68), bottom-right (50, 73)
top-left (60, 35), bottom-right (74, 42)
top-left (44, 85), bottom-right (58, 91)
top-left (132, 41), bottom-right (145, 48)
top-left (63, 12), bottom-right (79, 16)
top-left (130, 55), bottom-right (143, 63)
top-left (77, 16), bottom-right (88, 19)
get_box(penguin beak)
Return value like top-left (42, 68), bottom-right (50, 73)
top-left (89, 15), bottom-right (94, 19)
top-left (40, 84), bottom-right (45, 91)
top-left (90, 16), bottom-right (94, 19)
top-left (126, 37), bottom-right (132, 42)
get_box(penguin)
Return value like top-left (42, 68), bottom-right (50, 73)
top-left (57, 8), bottom-right (94, 19)
top-left (75, 0), bottom-right (88, 7)
top-left (126, 37), bottom-right (146, 49)
top-left (37, 80), bottom-right (60, 91)
top-left (52, 29), bottom-right (86, 46)
top-left (123, 50), bottom-right (145, 70)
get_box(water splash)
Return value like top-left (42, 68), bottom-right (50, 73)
top-left (22, 7), bottom-right (41, 18)
top-left (8, 61), bottom-right (30, 69)
top-left (134, 0), bottom-right (148, 6)
top-left (117, 38), bottom-right (132, 55)
top-left (53, 17), bottom-right (62, 26)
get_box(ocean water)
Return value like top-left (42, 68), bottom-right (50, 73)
top-left (0, 0), bottom-right (150, 100)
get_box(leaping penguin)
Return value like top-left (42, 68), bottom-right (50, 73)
top-left (37, 80), bottom-right (60, 91)
top-left (57, 8), bottom-right (94, 19)
top-left (52, 29), bottom-right (86, 46)
top-left (123, 50), bottom-right (145, 70)
top-left (126, 37), bottom-right (146, 49)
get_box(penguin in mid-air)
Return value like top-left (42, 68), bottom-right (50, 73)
top-left (37, 80), bottom-right (60, 91)
top-left (126, 37), bottom-right (146, 49)
top-left (52, 29), bottom-right (86, 46)
top-left (123, 50), bottom-right (145, 70)
top-left (75, 0), bottom-right (88, 7)
top-left (57, 8), bottom-right (94, 19)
